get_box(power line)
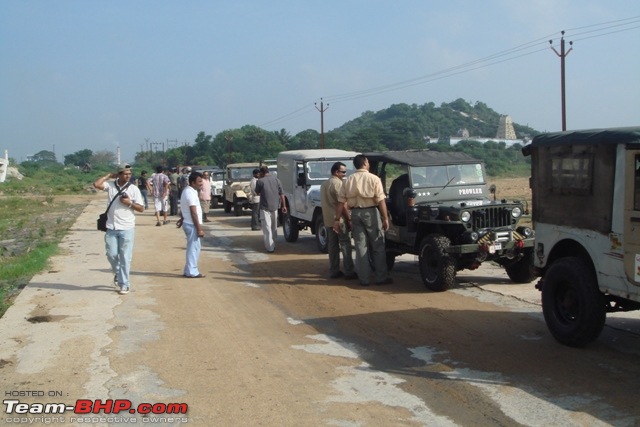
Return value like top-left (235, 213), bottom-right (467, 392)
top-left (260, 16), bottom-right (640, 129)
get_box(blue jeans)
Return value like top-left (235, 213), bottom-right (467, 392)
top-left (105, 228), bottom-right (135, 289)
top-left (140, 189), bottom-right (149, 209)
top-left (182, 222), bottom-right (202, 276)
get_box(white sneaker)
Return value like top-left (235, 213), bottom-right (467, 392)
top-left (119, 287), bottom-right (129, 295)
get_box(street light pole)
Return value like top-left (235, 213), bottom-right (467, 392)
top-left (550, 31), bottom-right (573, 131)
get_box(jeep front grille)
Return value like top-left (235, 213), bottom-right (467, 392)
top-left (471, 207), bottom-right (512, 229)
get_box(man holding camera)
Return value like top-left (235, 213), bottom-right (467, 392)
top-left (94, 165), bottom-right (144, 295)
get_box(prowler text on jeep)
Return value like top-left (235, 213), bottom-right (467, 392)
top-left (366, 150), bottom-right (536, 292)
top-left (522, 126), bottom-right (640, 347)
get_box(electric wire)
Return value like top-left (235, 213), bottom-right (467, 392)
top-left (261, 16), bottom-right (640, 129)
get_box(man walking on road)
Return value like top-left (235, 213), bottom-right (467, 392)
top-left (249, 168), bottom-right (261, 231)
top-left (334, 154), bottom-right (392, 286)
top-left (321, 162), bottom-right (356, 280)
top-left (151, 165), bottom-right (170, 226)
top-left (177, 171), bottom-right (206, 278)
top-left (255, 165), bottom-right (287, 252)
top-left (93, 165), bottom-right (144, 294)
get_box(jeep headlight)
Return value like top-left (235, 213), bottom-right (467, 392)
top-left (243, 185), bottom-right (251, 194)
top-left (460, 211), bottom-right (471, 222)
top-left (511, 207), bottom-right (522, 218)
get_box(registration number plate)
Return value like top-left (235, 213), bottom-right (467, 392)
top-left (489, 242), bottom-right (502, 253)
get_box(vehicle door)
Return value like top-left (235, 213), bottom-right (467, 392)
top-left (293, 161), bottom-right (308, 214)
top-left (623, 149), bottom-right (640, 286)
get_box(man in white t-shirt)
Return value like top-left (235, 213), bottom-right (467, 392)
top-left (177, 171), bottom-right (205, 278)
top-left (93, 165), bottom-right (144, 294)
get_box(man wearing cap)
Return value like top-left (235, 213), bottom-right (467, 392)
top-left (93, 165), bottom-right (144, 295)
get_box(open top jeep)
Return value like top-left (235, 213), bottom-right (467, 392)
top-left (522, 126), bottom-right (640, 347)
top-left (277, 149), bottom-right (359, 252)
top-left (223, 162), bottom-right (259, 216)
top-left (366, 150), bottom-right (536, 292)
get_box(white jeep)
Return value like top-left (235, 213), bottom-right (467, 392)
top-left (277, 149), bottom-right (358, 252)
top-left (522, 127), bottom-right (640, 347)
top-left (223, 163), bottom-right (259, 216)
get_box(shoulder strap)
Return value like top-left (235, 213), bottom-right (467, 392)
top-left (103, 182), bottom-right (130, 214)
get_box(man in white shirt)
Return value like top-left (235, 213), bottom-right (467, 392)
top-left (93, 165), bottom-right (144, 294)
top-left (177, 171), bottom-right (205, 278)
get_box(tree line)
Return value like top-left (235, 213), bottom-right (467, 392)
top-left (19, 99), bottom-right (536, 177)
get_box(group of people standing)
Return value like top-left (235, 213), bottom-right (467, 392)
top-left (325, 154), bottom-right (393, 287)
top-left (133, 166), bottom-right (212, 227)
top-left (94, 154), bottom-right (390, 296)
top-left (94, 165), bottom-right (212, 294)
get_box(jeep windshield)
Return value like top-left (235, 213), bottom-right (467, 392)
top-left (229, 167), bottom-right (254, 181)
top-left (305, 160), bottom-right (356, 182)
top-left (409, 163), bottom-right (485, 188)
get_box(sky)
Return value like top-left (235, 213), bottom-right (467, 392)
top-left (1, 1), bottom-right (639, 164)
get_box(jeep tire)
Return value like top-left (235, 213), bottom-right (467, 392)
top-left (223, 196), bottom-right (231, 213)
top-left (418, 234), bottom-right (456, 292)
top-left (504, 248), bottom-right (536, 283)
top-left (541, 257), bottom-right (606, 347)
top-left (283, 211), bottom-right (299, 242)
top-left (233, 195), bottom-right (241, 216)
top-left (315, 216), bottom-right (328, 253)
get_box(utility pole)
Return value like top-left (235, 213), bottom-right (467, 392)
top-left (315, 98), bottom-right (329, 149)
top-left (549, 31), bottom-right (573, 131)
top-left (150, 142), bottom-right (163, 165)
top-left (145, 138), bottom-right (151, 163)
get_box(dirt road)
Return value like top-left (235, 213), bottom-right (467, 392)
top-left (1, 190), bottom-right (640, 426)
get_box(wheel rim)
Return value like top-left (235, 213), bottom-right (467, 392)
top-left (317, 224), bottom-right (328, 248)
top-left (283, 214), bottom-right (291, 236)
top-left (420, 243), bottom-right (438, 283)
top-left (554, 281), bottom-right (580, 324)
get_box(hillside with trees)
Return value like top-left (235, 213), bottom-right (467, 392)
top-left (15, 99), bottom-right (538, 179)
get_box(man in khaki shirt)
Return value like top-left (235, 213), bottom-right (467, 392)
top-left (321, 162), bottom-right (356, 280)
top-left (334, 155), bottom-right (393, 286)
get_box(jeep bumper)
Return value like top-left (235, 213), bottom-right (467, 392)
top-left (446, 237), bottom-right (535, 255)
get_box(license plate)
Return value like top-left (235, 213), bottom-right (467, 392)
top-left (489, 242), bottom-right (502, 254)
